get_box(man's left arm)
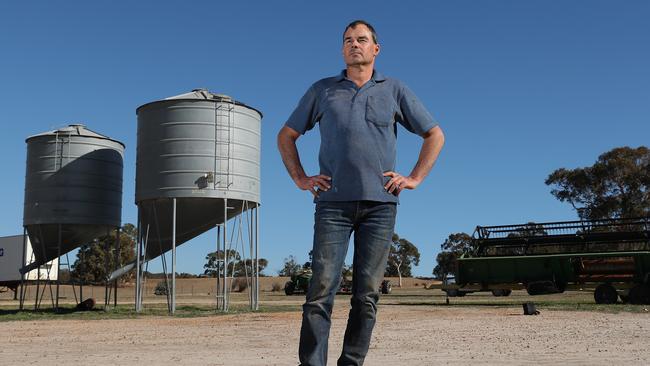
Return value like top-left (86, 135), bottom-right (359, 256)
top-left (384, 125), bottom-right (445, 195)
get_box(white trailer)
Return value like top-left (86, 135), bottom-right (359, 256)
top-left (0, 234), bottom-right (58, 284)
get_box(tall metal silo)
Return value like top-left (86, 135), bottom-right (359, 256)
top-left (23, 124), bottom-right (124, 271)
top-left (132, 89), bottom-right (261, 313)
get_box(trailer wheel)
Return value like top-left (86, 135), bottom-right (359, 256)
top-left (284, 281), bottom-right (296, 296)
top-left (594, 284), bottom-right (618, 304)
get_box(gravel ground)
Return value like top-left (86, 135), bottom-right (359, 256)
top-left (1, 303), bottom-right (649, 365)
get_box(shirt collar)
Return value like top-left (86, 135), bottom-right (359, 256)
top-left (372, 70), bottom-right (386, 82)
top-left (336, 69), bottom-right (387, 82)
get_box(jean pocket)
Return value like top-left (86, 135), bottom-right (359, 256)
top-left (366, 95), bottom-right (395, 127)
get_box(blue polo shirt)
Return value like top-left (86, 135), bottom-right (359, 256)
top-left (285, 70), bottom-right (438, 203)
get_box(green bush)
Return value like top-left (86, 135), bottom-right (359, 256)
top-left (154, 281), bottom-right (169, 296)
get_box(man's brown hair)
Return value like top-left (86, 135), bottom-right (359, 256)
top-left (343, 20), bottom-right (378, 44)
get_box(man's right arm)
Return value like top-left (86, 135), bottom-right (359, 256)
top-left (277, 125), bottom-right (331, 197)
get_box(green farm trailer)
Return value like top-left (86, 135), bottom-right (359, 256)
top-left (456, 217), bottom-right (650, 304)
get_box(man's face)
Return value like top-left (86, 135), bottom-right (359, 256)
top-left (342, 25), bottom-right (380, 67)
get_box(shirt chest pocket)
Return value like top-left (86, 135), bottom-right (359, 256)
top-left (366, 95), bottom-right (395, 127)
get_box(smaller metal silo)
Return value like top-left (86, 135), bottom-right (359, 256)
top-left (23, 124), bottom-right (124, 271)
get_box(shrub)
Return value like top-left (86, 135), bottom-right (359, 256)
top-left (231, 277), bottom-right (249, 292)
top-left (271, 282), bottom-right (282, 292)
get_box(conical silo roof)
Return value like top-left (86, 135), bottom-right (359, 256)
top-left (26, 124), bottom-right (126, 147)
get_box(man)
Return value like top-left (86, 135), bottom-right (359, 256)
top-left (277, 20), bottom-right (445, 366)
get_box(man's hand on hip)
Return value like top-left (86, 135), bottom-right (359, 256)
top-left (383, 171), bottom-right (420, 196)
top-left (382, 126), bottom-right (445, 196)
top-left (297, 174), bottom-right (332, 197)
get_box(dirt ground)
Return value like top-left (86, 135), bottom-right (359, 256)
top-left (1, 279), bottom-right (649, 365)
top-left (1, 305), bottom-right (649, 365)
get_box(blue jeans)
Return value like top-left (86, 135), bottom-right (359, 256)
top-left (299, 201), bottom-right (397, 366)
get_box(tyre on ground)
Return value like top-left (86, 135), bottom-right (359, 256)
top-left (284, 281), bottom-right (296, 296)
top-left (594, 283), bottom-right (618, 304)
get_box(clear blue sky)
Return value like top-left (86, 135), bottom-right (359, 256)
top-left (1, 1), bottom-right (648, 277)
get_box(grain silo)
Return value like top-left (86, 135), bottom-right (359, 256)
top-left (23, 124), bottom-right (124, 268)
top-left (131, 89), bottom-right (261, 312)
top-left (22, 124), bottom-right (124, 308)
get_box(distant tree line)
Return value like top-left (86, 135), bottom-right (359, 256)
top-left (546, 146), bottom-right (649, 220)
top-left (203, 250), bottom-right (268, 277)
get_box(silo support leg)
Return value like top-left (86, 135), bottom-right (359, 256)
top-left (152, 202), bottom-right (172, 313)
top-left (114, 228), bottom-right (121, 307)
top-left (135, 220), bottom-right (141, 312)
top-left (104, 227), bottom-right (110, 309)
top-left (171, 198), bottom-right (177, 315)
top-left (34, 265), bottom-right (40, 310)
top-left (255, 204), bottom-right (259, 311)
top-left (56, 223), bottom-right (62, 311)
top-left (19, 228), bottom-right (27, 310)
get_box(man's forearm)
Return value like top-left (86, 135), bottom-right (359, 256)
top-left (277, 126), bottom-right (307, 183)
top-left (277, 126), bottom-right (331, 196)
top-left (409, 126), bottom-right (445, 183)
